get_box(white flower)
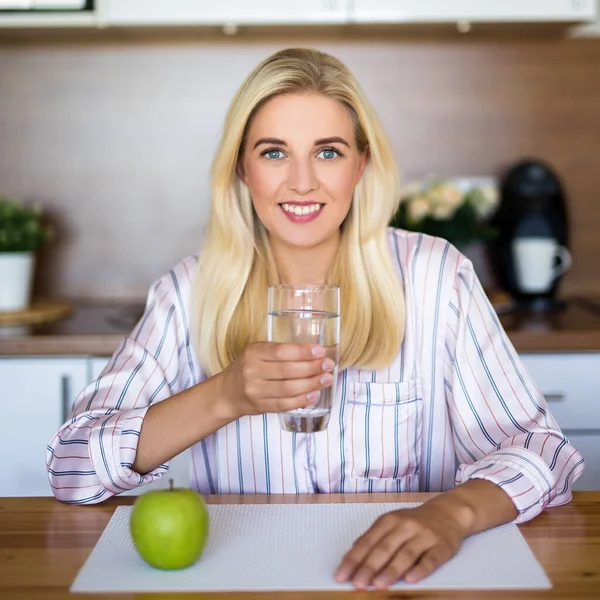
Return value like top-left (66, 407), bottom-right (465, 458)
top-left (401, 180), bottom-right (424, 197)
top-left (407, 196), bottom-right (431, 223)
top-left (470, 184), bottom-right (499, 219)
top-left (428, 182), bottom-right (463, 220)
top-left (430, 201), bottom-right (456, 220)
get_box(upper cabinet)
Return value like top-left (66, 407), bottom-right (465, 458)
top-left (350, 0), bottom-right (596, 23)
top-left (0, 0), bottom-right (596, 29)
top-left (0, 0), bottom-right (98, 27)
top-left (104, 0), bottom-right (349, 26)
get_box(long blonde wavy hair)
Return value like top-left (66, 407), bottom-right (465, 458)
top-left (193, 48), bottom-right (405, 377)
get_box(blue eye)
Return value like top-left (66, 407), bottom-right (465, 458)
top-left (263, 149), bottom-right (284, 160)
top-left (317, 147), bottom-right (341, 160)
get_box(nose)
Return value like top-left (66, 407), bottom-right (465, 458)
top-left (287, 157), bottom-right (318, 195)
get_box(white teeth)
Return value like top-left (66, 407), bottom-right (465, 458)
top-left (281, 203), bottom-right (322, 215)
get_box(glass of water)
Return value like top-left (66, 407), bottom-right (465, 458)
top-left (267, 283), bottom-right (340, 433)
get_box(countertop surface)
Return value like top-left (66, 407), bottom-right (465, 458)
top-left (1, 492), bottom-right (599, 599)
top-left (0, 300), bottom-right (145, 356)
top-left (3, 297), bottom-right (600, 357)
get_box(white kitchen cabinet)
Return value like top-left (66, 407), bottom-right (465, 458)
top-left (104, 0), bottom-right (349, 26)
top-left (89, 355), bottom-right (111, 381)
top-left (0, 0), bottom-right (98, 28)
top-left (561, 433), bottom-right (600, 492)
top-left (351, 0), bottom-right (596, 24)
top-left (520, 353), bottom-right (600, 491)
top-left (84, 354), bottom-right (191, 496)
top-left (0, 355), bottom-right (189, 497)
top-left (2, 352), bottom-right (596, 497)
top-left (0, 357), bottom-right (88, 497)
top-left (570, 0), bottom-right (600, 36)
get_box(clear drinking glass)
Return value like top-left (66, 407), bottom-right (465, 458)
top-left (267, 283), bottom-right (340, 433)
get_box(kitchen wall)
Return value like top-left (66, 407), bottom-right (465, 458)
top-left (0, 35), bottom-right (599, 300)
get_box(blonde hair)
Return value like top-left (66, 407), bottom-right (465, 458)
top-left (193, 48), bottom-right (405, 377)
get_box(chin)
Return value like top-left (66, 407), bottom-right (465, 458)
top-left (272, 227), bottom-right (334, 251)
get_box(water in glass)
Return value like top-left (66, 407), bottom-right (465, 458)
top-left (268, 308), bottom-right (339, 432)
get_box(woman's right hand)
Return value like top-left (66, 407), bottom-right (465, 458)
top-left (215, 342), bottom-right (336, 420)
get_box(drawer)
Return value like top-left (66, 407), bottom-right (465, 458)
top-left (519, 354), bottom-right (600, 431)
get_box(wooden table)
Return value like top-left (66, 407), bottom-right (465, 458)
top-left (1, 492), bottom-right (599, 599)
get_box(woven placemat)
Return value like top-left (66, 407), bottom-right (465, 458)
top-left (72, 503), bottom-right (551, 593)
top-left (0, 299), bottom-right (73, 326)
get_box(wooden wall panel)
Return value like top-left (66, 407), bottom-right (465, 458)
top-left (0, 37), bottom-right (598, 299)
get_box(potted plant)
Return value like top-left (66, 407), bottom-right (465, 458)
top-left (0, 196), bottom-right (53, 312)
top-left (389, 177), bottom-right (500, 249)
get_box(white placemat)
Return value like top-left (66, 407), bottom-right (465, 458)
top-left (71, 503), bottom-right (550, 592)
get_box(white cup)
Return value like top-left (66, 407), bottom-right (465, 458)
top-left (512, 237), bottom-right (571, 294)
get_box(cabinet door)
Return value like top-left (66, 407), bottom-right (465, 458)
top-left (106, 0), bottom-right (348, 26)
top-left (87, 355), bottom-right (190, 495)
top-left (88, 356), bottom-right (110, 381)
top-left (519, 353), bottom-right (600, 491)
top-left (519, 354), bottom-right (600, 431)
top-left (0, 358), bottom-right (88, 497)
top-left (564, 432), bottom-right (600, 491)
top-left (351, 1), bottom-right (596, 23)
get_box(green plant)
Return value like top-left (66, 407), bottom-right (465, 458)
top-left (389, 178), bottom-right (500, 248)
top-left (0, 196), bottom-right (53, 253)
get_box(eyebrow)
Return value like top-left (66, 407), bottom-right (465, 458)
top-left (252, 136), bottom-right (351, 150)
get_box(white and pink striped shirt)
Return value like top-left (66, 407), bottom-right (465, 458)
top-left (47, 228), bottom-right (584, 522)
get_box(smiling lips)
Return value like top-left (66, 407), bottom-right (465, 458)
top-left (279, 202), bottom-right (324, 223)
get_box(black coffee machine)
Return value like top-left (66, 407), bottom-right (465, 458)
top-left (490, 158), bottom-right (569, 310)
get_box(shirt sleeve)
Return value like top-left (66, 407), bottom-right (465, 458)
top-left (445, 256), bottom-right (585, 523)
top-left (46, 274), bottom-right (193, 504)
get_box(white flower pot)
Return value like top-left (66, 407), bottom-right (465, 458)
top-left (0, 252), bottom-right (35, 312)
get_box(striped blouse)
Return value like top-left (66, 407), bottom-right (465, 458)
top-left (46, 228), bottom-right (584, 522)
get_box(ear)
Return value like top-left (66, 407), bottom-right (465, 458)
top-left (354, 146), bottom-right (369, 186)
top-left (236, 158), bottom-right (246, 183)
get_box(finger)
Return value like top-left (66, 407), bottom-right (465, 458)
top-left (257, 376), bottom-right (335, 413)
top-left (265, 371), bottom-right (334, 401)
top-left (334, 513), bottom-right (403, 584)
top-left (256, 342), bottom-right (326, 361)
top-left (277, 391), bottom-right (325, 412)
top-left (369, 535), bottom-right (436, 590)
top-left (261, 357), bottom-right (335, 381)
top-left (403, 546), bottom-right (454, 584)
top-left (346, 530), bottom-right (414, 590)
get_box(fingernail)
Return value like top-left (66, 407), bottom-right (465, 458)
top-left (320, 374), bottom-right (333, 386)
top-left (321, 359), bottom-right (334, 371)
top-left (311, 346), bottom-right (326, 357)
top-left (405, 572), bottom-right (419, 583)
top-left (373, 577), bottom-right (389, 589)
top-left (307, 391), bottom-right (319, 401)
top-left (334, 569), bottom-right (349, 582)
top-left (353, 578), bottom-right (369, 590)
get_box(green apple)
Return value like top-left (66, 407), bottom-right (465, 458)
top-left (129, 481), bottom-right (209, 570)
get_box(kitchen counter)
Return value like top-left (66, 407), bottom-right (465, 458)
top-left (2, 298), bottom-right (600, 356)
top-left (498, 298), bottom-right (600, 352)
top-left (0, 300), bottom-right (145, 356)
top-left (1, 492), bottom-right (599, 599)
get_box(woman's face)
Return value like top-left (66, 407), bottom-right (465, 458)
top-left (239, 92), bottom-right (367, 251)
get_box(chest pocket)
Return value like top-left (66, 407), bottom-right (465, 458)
top-left (345, 379), bottom-right (423, 480)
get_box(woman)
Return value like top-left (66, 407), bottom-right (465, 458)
top-left (47, 48), bottom-right (583, 589)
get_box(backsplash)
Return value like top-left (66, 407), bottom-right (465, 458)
top-left (0, 37), bottom-right (599, 299)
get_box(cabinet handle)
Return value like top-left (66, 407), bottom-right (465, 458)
top-left (544, 393), bottom-right (565, 402)
top-left (61, 375), bottom-right (72, 423)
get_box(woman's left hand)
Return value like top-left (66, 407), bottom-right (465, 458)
top-left (334, 501), bottom-right (468, 590)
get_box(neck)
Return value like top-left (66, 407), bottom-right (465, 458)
top-left (270, 231), bottom-right (340, 284)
